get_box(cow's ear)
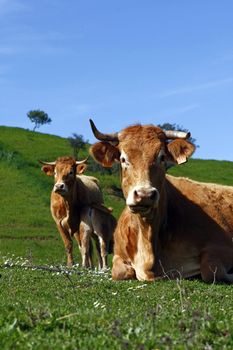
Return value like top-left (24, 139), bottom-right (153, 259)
top-left (77, 164), bottom-right (87, 174)
top-left (90, 142), bottom-right (120, 168)
top-left (167, 139), bottom-right (195, 165)
top-left (41, 165), bottom-right (55, 176)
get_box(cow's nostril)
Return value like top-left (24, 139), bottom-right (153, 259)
top-left (133, 187), bottom-right (158, 203)
top-left (149, 189), bottom-right (157, 200)
top-left (54, 183), bottom-right (65, 192)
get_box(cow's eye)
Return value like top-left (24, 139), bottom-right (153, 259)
top-left (120, 151), bottom-right (129, 167)
top-left (69, 170), bottom-right (74, 176)
top-left (120, 157), bottom-right (129, 167)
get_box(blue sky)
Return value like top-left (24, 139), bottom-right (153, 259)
top-left (0, 0), bottom-right (233, 161)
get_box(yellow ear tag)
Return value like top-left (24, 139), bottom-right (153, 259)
top-left (176, 155), bottom-right (187, 164)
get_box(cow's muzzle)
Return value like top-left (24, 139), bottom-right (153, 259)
top-left (53, 182), bottom-right (68, 195)
top-left (127, 186), bottom-right (159, 216)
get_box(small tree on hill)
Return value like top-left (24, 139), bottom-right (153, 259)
top-left (68, 133), bottom-right (88, 158)
top-left (158, 122), bottom-right (199, 148)
top-left (27, 109), bottom-right (52, 131)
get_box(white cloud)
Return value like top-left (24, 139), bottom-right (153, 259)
top-left (215, 53), bottom-right (233, 64)
top-left (0, 3), bottom-right (79, 56)
top-left (157, 78), bottom-right (233, 98)
top-left (0, 46), bottom-right (16, 54)
top-left (0, 65), bottom-right (10, 84)
top-left (0, 0), bottom-right (29, 15)
top-left (0, 64), bottom-right (9, 75)
top-left (70, 104), bottom-right (93, 114)
top-left (0, 29), bottom-right (72, 56)
top-left (162, 104), bottom-right (199, 117)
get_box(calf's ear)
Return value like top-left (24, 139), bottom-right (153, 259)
top-left (90, 142), bottom-right (120, 168)
top-left (41, 165), bottom-right (55, 176)
top-left (167, 139), bottom-right (195, 165)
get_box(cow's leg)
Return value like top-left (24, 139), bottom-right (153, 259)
top-left (200, 248), bottom-right (233, 283)
top-left (112, 255), bottom-right (136, 280)
top-left (133, 263), bottom-right (156, 281)
top-left (56, 223), bottom-right (73, 267)
top-left (133, 235), bottom-right (156, 281)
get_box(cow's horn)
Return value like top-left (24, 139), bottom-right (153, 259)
top-left (38, 160), bottom-right (56, 165)
top-left (164, 130), bottom-right (191, 140)
top-left (76, 157), bottom-right (88, 165)
top-left (89, 119), bottom-right (119, 143)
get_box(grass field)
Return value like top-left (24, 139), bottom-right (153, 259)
top-left (0, 126), bottom-right (233, 349)
top-left (1, 263), bottom-right (233, 350)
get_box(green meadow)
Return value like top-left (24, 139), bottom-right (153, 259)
top-left (0, 126), bottom-right (233, 349)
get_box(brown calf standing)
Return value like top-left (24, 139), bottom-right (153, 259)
top-left (40, 156), bottom-right (116, 268)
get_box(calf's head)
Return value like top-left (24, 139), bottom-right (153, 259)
top-left (40, 156), bottom-right (87, 197)
top-left (89, 120), bottom-right (195, 217)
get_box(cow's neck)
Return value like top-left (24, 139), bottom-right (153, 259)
top-left (137, 184), bottom-right (167, 235)
top-left (132, 184), bottom-right (167, 278)
top-left (62, 182), bottom-right (81, 220)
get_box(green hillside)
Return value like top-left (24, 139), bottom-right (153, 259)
top-left (0, 126), bottom-right (124, 264)
top-left (0, 125), bottom-right (233, 264)
top-left (169, 157), bottom-right (233, 186)
top-left (1, 126), bottom-right (233, 350)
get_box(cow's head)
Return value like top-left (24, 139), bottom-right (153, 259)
top-left (40, 156), bottom-right (87, 197)
top-left (89, 119), bottom-right (195, 217)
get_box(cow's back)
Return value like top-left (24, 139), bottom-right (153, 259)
top-left (166, 175), bottom-right (233, 235)
top-left (76, 174), bottom-right (103, 205)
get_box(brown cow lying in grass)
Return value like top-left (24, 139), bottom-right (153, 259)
top-left (40, 156), bottom-right (116, 269)
top-left (89, 119), bottom-right (233, 283)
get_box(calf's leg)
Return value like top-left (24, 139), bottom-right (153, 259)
top-left (91, 234), bottom-right (103, 269)
top-left (91, 210), bottom-right (111, 270)
top-left (79, 222), bottom-right (93, 268)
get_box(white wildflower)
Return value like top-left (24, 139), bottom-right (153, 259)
top-left (94, 301), bottom-right (100, 308)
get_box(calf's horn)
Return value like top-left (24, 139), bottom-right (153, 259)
top-left (89, 119), bottom-right (119, 143)
top-left (164, 130), bottom-right (191, 140)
